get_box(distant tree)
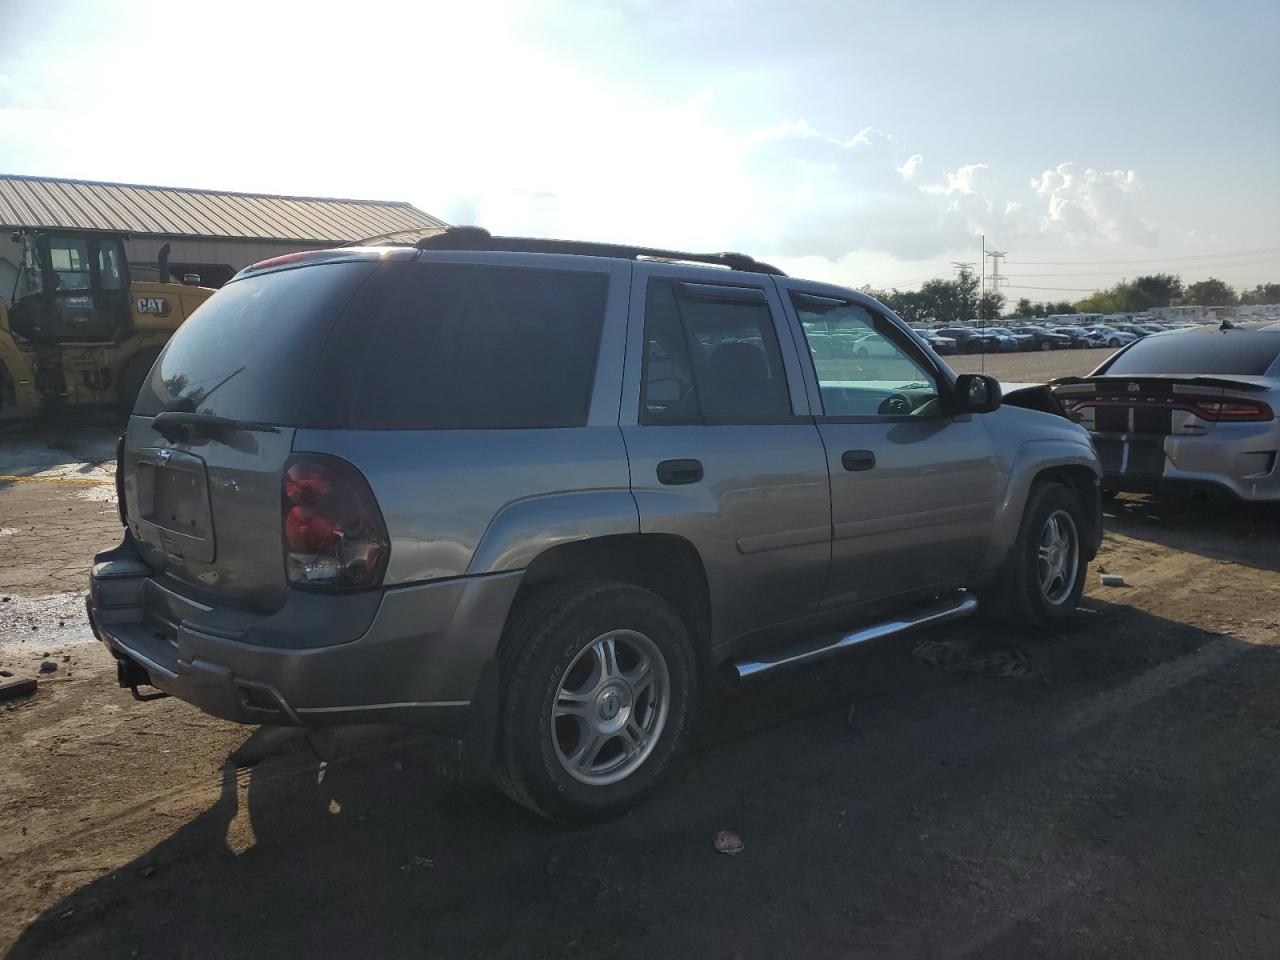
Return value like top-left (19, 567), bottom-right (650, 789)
top-left (1073, 289), bottom-right (1123, 313)
top-left (1013, 297), bottom-right (1035, 318)
top-left (1129, 273), bottom-right (1183, 310)
top-left (978, 290), bottom-right (1005, 320)
top-left (1074, 274), bottom-right (1182, 314)
top-left (875, 289), bottom-right (926, 327)
top-left (1048, 301), bottom-right (1076, 314)
top-left (874, 268), bottom-right (983, 326)
top-left (1181, 277), bottom-right (1237, 307)
top-left (1239, 283), bottom-right (1280, 306)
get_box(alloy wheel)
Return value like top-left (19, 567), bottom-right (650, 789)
top-left (551, 630), bottom-right (670, 786)
top-left (1037, 509), bottom-right (1080, 606)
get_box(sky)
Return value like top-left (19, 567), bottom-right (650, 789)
top-left (1, 0), bottom-right (1277, 300)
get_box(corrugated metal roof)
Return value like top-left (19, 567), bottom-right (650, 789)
top-left (0, 174), bottom-right (446, 244)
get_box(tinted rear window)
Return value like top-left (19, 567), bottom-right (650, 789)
top-left (1102, 332), bottom-right (1280, 376)
top-left (339, 262), bottom-right (609, 429)
top-left (135, 261), bottom-right (376, 422)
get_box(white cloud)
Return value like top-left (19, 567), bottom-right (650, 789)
top-left (0, 1), bottom-right (1170, 287)
top-left (1032, 163), bottom-right (1158, 247)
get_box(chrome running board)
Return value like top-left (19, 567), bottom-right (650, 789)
top-left (732, 592), bottom-right (978, 680)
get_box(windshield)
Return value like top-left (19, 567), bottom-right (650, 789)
top-left (12, 235), bottom-right (44, 302)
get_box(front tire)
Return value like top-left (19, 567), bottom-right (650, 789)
top-left (983, 483), bottom-right (1087, 628)
top-left (494, 580), bottom-right (696, 823)
top-left (1040, 341), bottom-right (1052, 351)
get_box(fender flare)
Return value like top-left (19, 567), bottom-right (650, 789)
top-left (980, 438), bottom-right (1101, 571)
top-left (465, 489), bottom-right (641, 576)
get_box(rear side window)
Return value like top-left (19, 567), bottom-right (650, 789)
top-left (135, 261), bottom-right (377, 422)
top-left (343, 263), bottom-right (608, 429)
top-left (1102, 332), bottom-right (1280, 376)
top-left (640, 279), bottom-right (791, 422)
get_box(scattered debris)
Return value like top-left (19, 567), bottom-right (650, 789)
top-left (39, 661), bottom-right (57, 674)
top-left (0, 669), bottom-right (12, 677)
top-left (1100, 574), bottom-right (1127, 587)
top-left (0, 678), bottom-right (37, 701)
top-left (140, 865), bottom-right (157, 878)
top-left (1, 597), bottom-right (9, 603)
top-left (714, 830), bottom-right (745, 856)
top-left (62, 654), bottom-right (72, 663)
top-left (913, 639), bottom-right (1035, 678)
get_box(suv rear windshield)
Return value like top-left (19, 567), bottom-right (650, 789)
top-left (135, 261), bottom-right (377, 422)
top-left (1101, 332), bottom-right (1280, 376)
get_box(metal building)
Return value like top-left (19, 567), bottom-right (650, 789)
top-left (0, 173), bottom-right (445, 299)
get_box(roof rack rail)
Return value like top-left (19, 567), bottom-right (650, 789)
top-left (412, 226), bottom-right (786, 276)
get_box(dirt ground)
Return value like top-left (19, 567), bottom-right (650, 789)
top-left (2, 402), bottom-right (1280, 959)
top-left (948, 345), bottom-right (1114, 382)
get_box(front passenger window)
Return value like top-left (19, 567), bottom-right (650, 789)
top-left (792, 295), bottom-right (940, 418)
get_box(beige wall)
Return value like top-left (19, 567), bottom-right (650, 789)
top-left (122, 236), bottom-right (332, 276)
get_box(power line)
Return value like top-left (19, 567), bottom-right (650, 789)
top-left (1006, 246), bottom-right (1280, 266)
top-left (1002, 283), bottom-right (1106, 293)
top-left (1004, 255), bottom-right (1280, 279)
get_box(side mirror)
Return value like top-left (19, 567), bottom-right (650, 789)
top-left (953, 373), bottom-right (1002, 414)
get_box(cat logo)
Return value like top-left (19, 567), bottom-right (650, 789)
top-left (136, 296), bottom-right (172, 317)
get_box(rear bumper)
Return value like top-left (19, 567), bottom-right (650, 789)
top-left (1094, 427), bottom-right (1280, 502)
top-left (87, 536), bottom-right (522, 729)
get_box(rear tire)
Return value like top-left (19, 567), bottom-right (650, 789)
top-left (1040, 341), bottom-right (1052, 351)
top-left (1108, 338), bottom-right (1120, 347)
top-left (114, 348), bottom-right (161, 417)
top-left (982, 483), bottom-right (1087, 628)
top-left (493, 580), bottom-right (697, 824)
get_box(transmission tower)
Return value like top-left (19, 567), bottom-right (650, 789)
top-left (950, 261), bottom-right (975, 276)
top-left (986, 250), bottom-right (1006, 297)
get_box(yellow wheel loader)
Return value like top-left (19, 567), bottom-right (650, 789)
top-left (0, 230), bottom-right (214, 418)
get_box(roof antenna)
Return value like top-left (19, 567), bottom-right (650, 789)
top-left (1219, 316), bottom-right (1235, 331)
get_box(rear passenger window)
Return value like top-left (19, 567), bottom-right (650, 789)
top-left (640, 279), bottom-right (791, 422)
top-left (346, 264), bottom-right (608, 429)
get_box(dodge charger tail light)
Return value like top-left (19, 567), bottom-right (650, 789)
top-left (1191, 399), bottom-right (1274, 423)
top-left (282, 455), bottom-right (389, 590)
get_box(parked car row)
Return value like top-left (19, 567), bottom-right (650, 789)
top-left (908, 320), bottom-right (1198, 353)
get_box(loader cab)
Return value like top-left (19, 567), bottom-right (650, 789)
top-left (9, 230), bottom-right (132, 343)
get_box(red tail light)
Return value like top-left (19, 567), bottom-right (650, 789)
top-left (282, 455), bottom-right (389, 590)
top-left (1191, 399), bottom-right (1274, 422)
top-left (115, 435), bottom-right (128, 526)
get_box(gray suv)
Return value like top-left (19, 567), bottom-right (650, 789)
top-left (88, 229), bottom-right (1102, 822)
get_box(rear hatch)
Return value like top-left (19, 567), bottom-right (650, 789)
top-left (124, 255), bottom-right (388, 613)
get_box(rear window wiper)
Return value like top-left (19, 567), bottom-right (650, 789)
top-left (150, 411), bottom-right (280, 442)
